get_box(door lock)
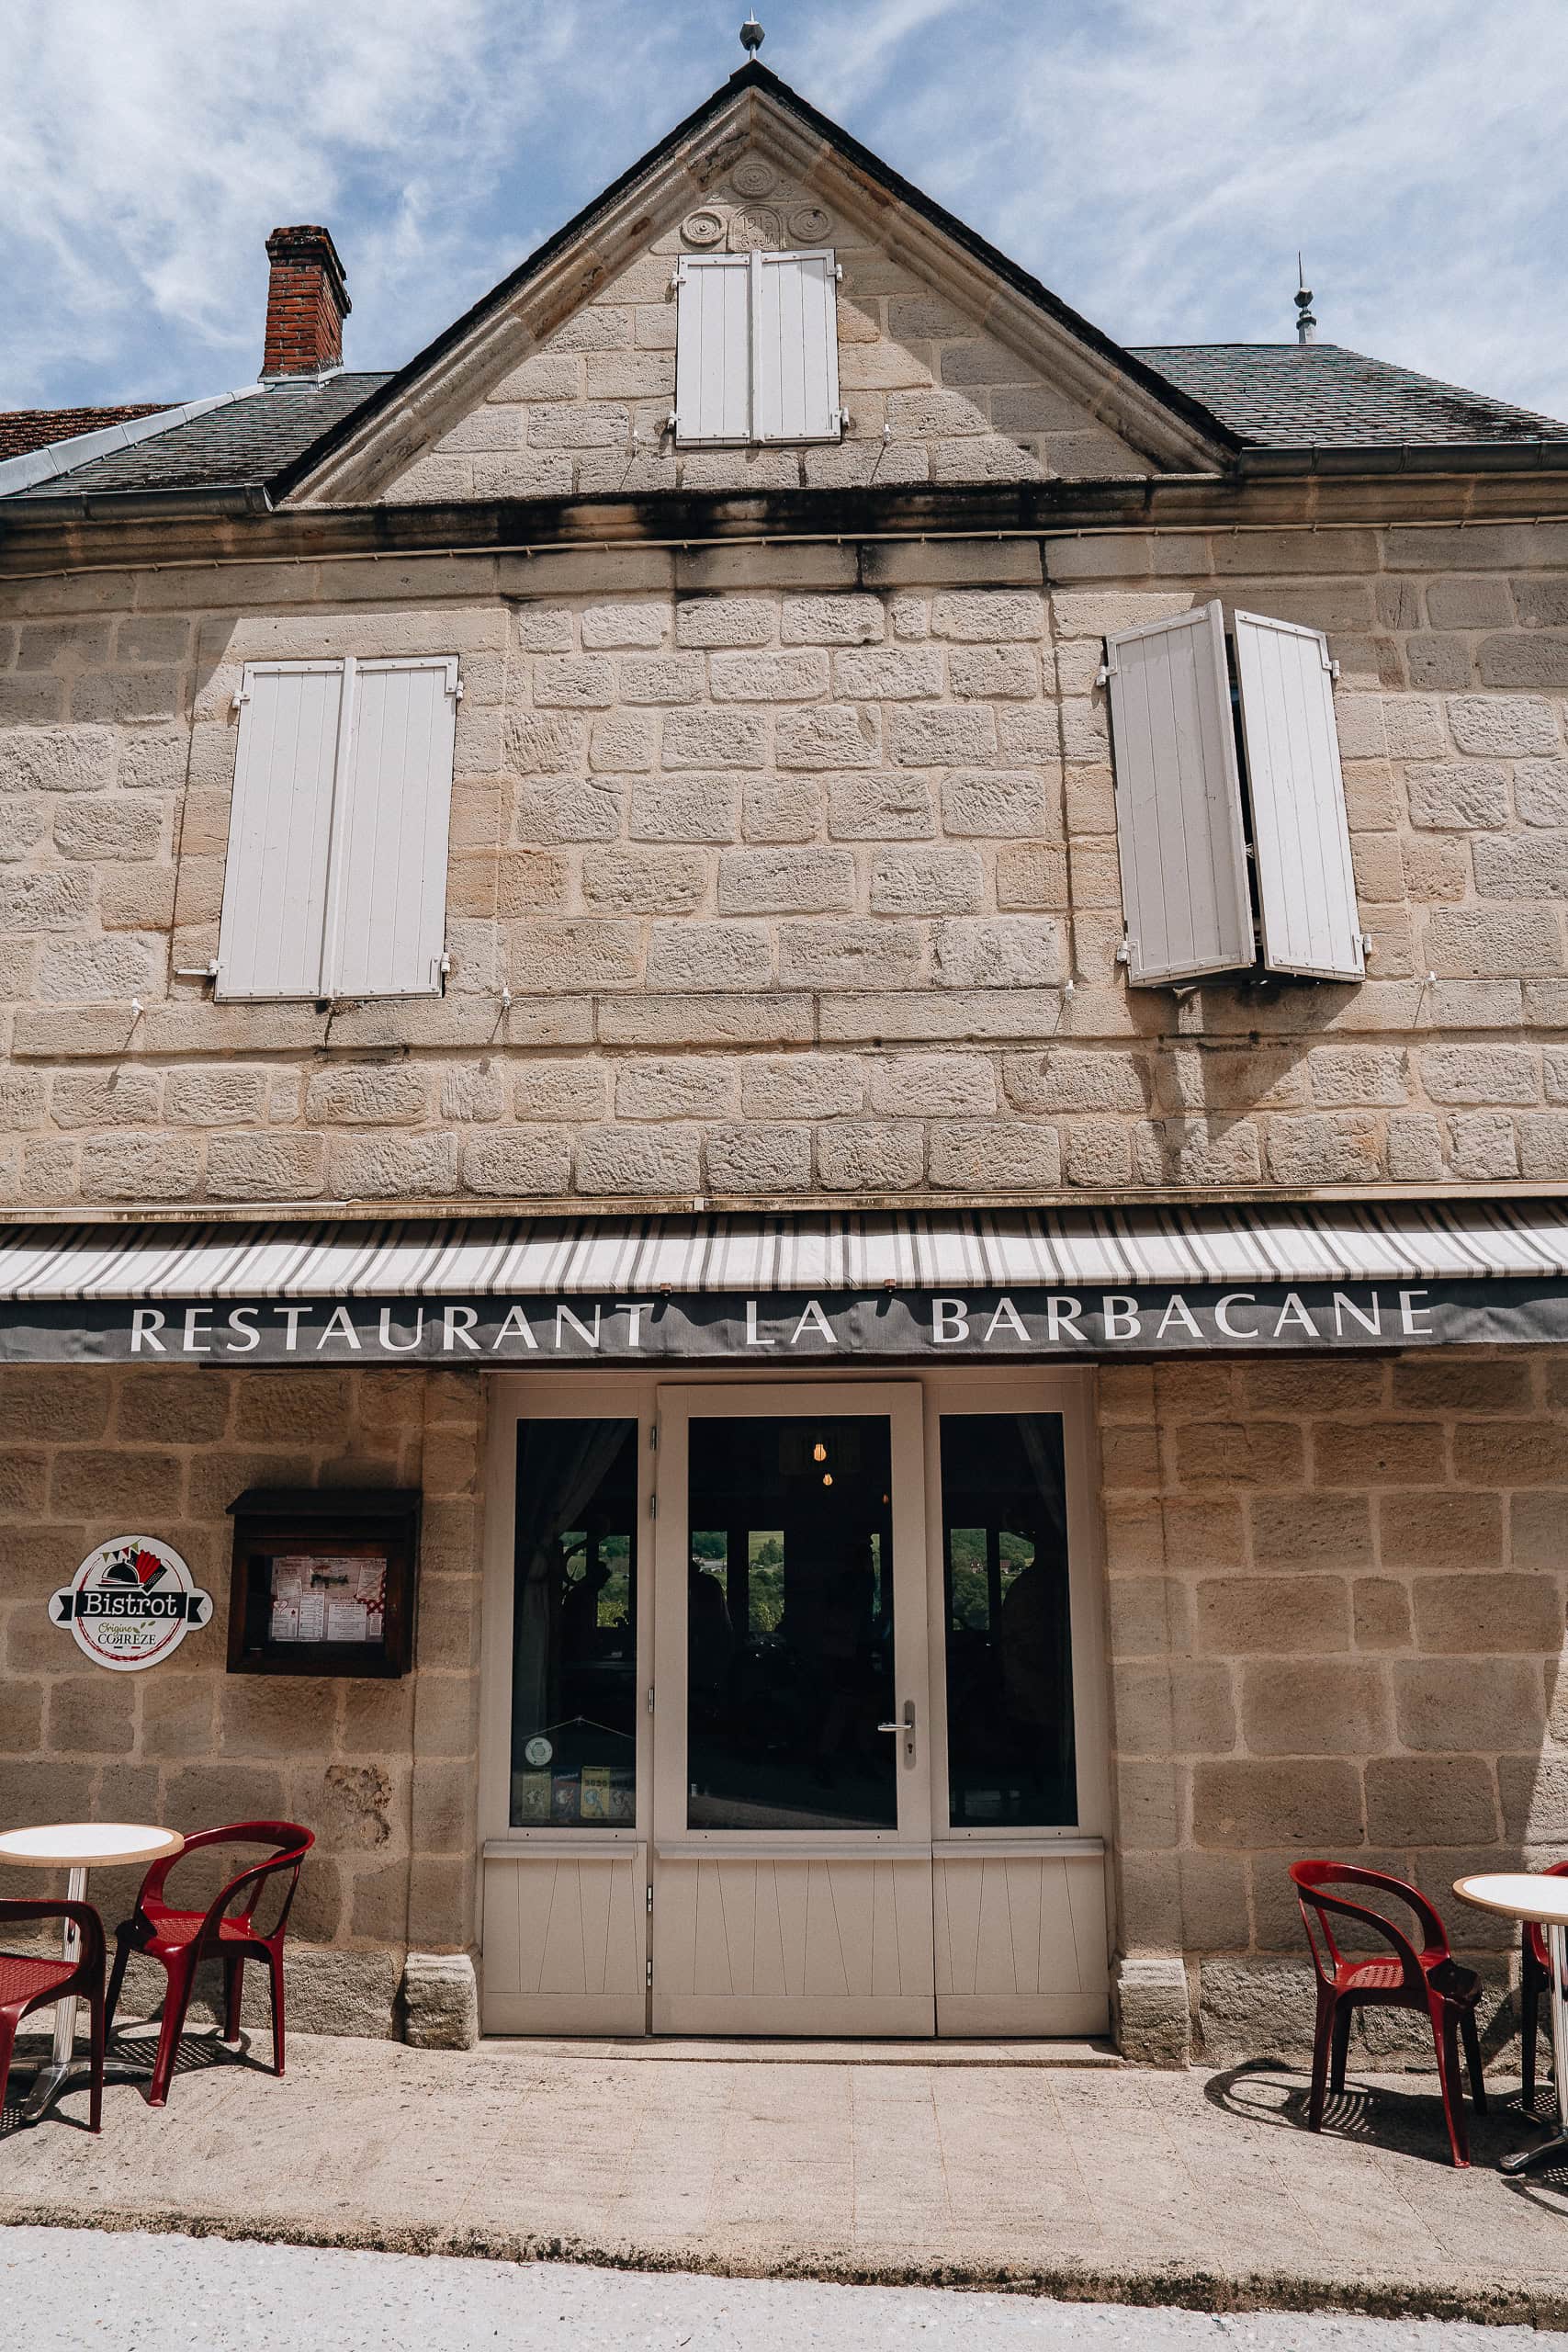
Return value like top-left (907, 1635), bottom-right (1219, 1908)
top-left (876, 1699), bottom-right (916, 1765)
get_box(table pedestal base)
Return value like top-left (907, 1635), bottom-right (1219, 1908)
top-left (17, 2032), bottom-right (251, 2126)
top-left (18, 2054), bottom-right (151, 2125)
top-left (1501, 2130), bottom-right (1568, 2177)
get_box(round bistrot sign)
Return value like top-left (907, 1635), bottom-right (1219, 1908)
top-left (51, 1535), bottom-right (213, 1672)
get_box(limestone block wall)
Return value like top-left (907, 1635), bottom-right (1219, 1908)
top-left (0, 1363), bottom-right (483, 2032)
top-left (0, 525), bottom-right (1567, 1212)
top-left (1099, 1347), bottom-right (1568, 2062)
top-left (379, 162), bottom-right (1145, 502)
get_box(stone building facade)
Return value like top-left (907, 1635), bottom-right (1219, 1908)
top-left (3, 56), bottom-right (1568, 2067)
top-left (6, 524), bottom-right (1568, 1217)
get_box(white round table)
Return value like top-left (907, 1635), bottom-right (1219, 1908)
top-left (1455, 1871), bottom-right (1568, 2176)
top-left (0, 1822), bottom-right (183, 2124)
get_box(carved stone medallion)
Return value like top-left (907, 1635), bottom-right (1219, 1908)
top-left (788, 205), bottom-right (832, 244)
top-left (728, 205), bottom-right (783, 253)
top-left (730, 156), bottom-right (777, 198)
top-left (681, 209), bottom-right (725, 248)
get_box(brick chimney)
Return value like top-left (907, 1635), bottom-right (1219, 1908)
top-left (261, 225), bottom-right (350, 379)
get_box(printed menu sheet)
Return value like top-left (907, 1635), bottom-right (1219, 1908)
top-left (269, 1555), bottom-right (387, 1645)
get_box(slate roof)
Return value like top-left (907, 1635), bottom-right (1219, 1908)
top-left (1134, 344), bottom-right (1568, 448)
top-left (5, 375), bottom-right (391, 498)
top-left (8, 342), bottom-right (1559, 504)
top-left (0, 404), bottom-right (174, 459)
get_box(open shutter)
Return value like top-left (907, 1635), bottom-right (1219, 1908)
top-left (1104, 601), bottom-right (1253, 985)
top-left (1235, 610), bottom-right (1364, 981)
top-left (331, 657), bottom-right (457, 997)
top-left (215, 662), bottom-right (344, 999)
top-left (754, 250), bottom-right (840, 443)
top-left (673, 254), bottom-right (751, 445)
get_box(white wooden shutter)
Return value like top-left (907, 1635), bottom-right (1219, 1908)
top-left (1234, 610), bottom-right (1364, 981)
top-left (331, 658), bottom-right (458, 997)
top-left (754, 250), bottom-right (840, 443)
top-left (1104, 601), bottom-right (1254, 986)
top-left (674, 249), bottom-right (841, 446)
top-left (673, 254), bottom-right (751, 445)
top-left (216, 662), bottom-right (344, 999)
top-left (216, 655), bottom-right (457, 1001)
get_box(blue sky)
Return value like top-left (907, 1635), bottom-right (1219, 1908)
top-left (5, 0), bottom-right (1567, 422)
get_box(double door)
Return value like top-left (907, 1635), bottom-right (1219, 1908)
top-left (479, 1374), bottom-right (1108, 2039)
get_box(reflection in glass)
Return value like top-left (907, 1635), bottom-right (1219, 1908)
top-left (510, 1419), bottom-right (637, 1828)
top-left (687, 1416), bottom-right (895, 1831)
top-left (942, 1414), bottom-right (1075, 1827)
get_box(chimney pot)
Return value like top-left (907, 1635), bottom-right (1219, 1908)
top-left (262, 225), bottom-right (351, 380)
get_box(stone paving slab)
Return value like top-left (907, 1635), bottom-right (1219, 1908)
top-left (6, 2035), bottom-right (1568, 2324)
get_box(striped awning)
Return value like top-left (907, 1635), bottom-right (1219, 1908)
top-left (3, 1198), bottom-right (1567, 1301)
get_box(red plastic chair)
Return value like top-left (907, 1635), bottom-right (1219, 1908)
top-left (1291, 1860), bottom-right (1486, 2167)
top-left (103, 1821), bottom-right (313, 2109)
top-left (0, 1897), bottom-right (106, 2132)
top-left (1519, 1860), bottom-right (1568, 2108)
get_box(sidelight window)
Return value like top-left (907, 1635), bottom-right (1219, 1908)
top-left (941, 1412), bottom-right (1077, 1828)
top-left (509, 1419), bottom-right (639, 1829)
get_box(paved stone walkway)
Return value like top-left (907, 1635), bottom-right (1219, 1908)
top-left (6, 2036), bottom-right (1568, 2323)
top-left (6, 2227), bottom-right (1565, 2350)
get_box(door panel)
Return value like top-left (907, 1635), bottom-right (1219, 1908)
top-left (481, 1845), bottom-right (647, 2035)
top-left (651, 1383), bottom-right (932, 2035)
top-left (933, 1849), bottom-right (1109, 2036)
top-left (652, 1853), bottom-right (934, 2035)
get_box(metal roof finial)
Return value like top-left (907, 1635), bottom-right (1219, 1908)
top-left (740, 13), bottom-right (764, 56)
top-left (1294, 254), bottom-right (1317, 346)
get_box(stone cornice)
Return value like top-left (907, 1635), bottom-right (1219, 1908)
top-left (6, 468), bottom-right (1568, 582)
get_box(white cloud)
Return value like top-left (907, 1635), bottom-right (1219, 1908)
top-left (1, 0), bottom-right (1563, 422)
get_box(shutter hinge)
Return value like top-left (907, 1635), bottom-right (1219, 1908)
top-left (439, 952), bottom-right (452, 976)
top-left (646, 1883), bottom-right (653, 1915)
top-left (1115, 941), bottom-right (1132, 967)
top-left (1328, 656), bottom-right (1341, 681)
top-left (649, 1493), bottom-right (657, 1520)
top-left (670, 263), bottom-right (684, 292)
top-left (1095, 661), bottom-right (1112, 686)
top-left (647, 1684), bottom-right (655, 1714)
top-left (838, 406), bottom-right (851, 432)
top-left (649, 1424), bottom-right (658, 1451)
top-left (451, 678), bottom-right (464, 700)
top-left (231, 687), bottom-right (251, 709)
top-left (833, 262), bottom-right (843, 281)
top-left (175, 958), bottom-right (219, 981)
top-left (665, 410), bottom-right (679, 435)
top-left (1360, 932), bottom-right (1374, 956)
top-left (646, 1956), bottom-right (653, 1988)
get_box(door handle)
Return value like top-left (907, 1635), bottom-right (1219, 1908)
top-left (876, 1700), bottom-right (916, 1765)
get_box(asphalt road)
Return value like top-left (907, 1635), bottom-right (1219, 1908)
top-left (4, 2229), bottom-right (1564, 2350)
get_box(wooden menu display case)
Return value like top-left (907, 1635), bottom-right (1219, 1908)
top-left (226, 1488), bottom-right (420, 1679)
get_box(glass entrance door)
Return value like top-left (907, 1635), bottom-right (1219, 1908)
top-left (650, 1383), bottom-right (934, 2035)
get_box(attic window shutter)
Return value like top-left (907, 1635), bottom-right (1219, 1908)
top-left (754, 250), bottom-right (840, 442)
top-left (1234, 610), bottom-right (1365, 981)
top-left (674, 249), bottom-right (841, 446)
top-left (1104, 601), bottom-right (1253, 985)
top-left (673, 254), bottom-right (751, 445)
top-left (216, 655), bottom-right (457, 1001)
